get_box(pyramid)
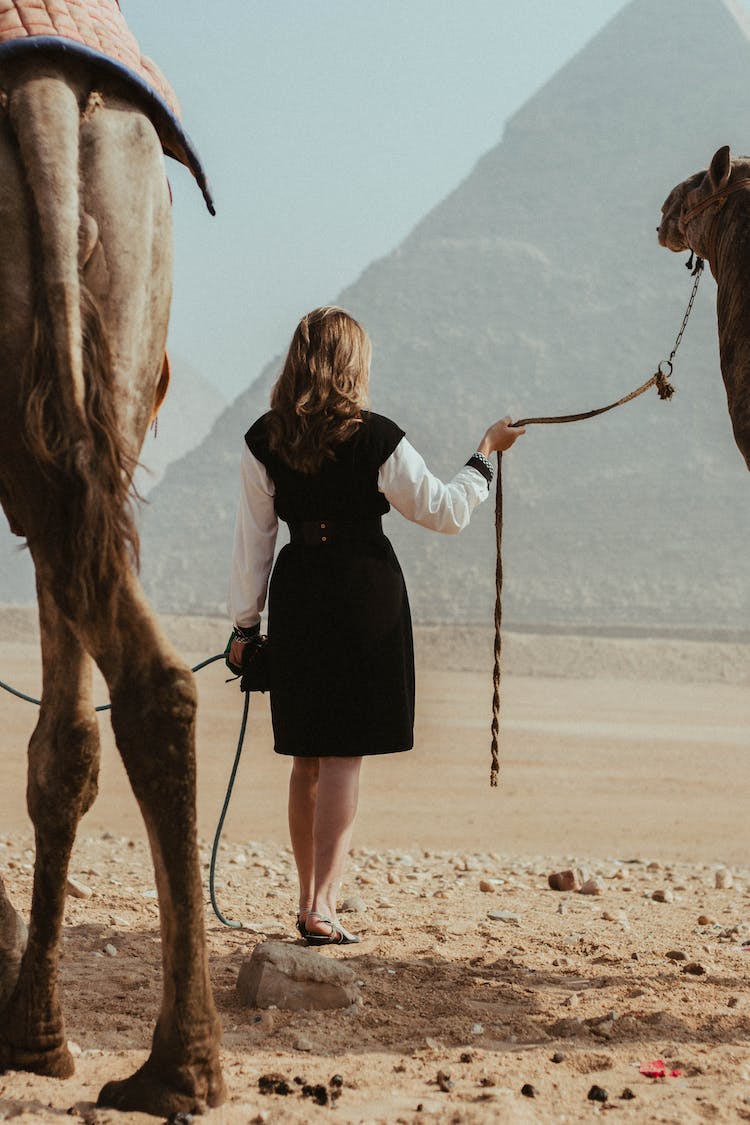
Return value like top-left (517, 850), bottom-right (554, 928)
top-left (140, 0), bottom-right (750, 630)
top-left (10, 0), bottom-right (750, 631)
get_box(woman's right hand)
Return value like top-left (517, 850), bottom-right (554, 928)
top-left (478, 416), bottom-right (526, 456)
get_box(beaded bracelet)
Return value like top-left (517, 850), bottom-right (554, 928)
top-left (233, 623), bottom-right (260, 641)
top-left (465, 451), bottom-right (494, 485)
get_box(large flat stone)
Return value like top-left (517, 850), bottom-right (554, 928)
top-left (236, 941), bottom-right (360, 1011)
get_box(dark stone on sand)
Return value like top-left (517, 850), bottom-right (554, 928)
top-left (302, 1084), bottom-right (328, 1105)
top-left (588, 1085), bottom-right (608, 1102)
top-left (521, 1084), bottom-right (537, 1098)
top-left (551, 1051), bottom-right (565, 1063)
top-left (620, 1088), bottom-right (636, 1100)
top-left (258, 1072), bottom-right (293, 1096)
top-left (437, 1070), bottom-right (453, 1092)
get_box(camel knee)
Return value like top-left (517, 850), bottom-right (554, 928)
top-left (27, 714), bottom-right (100, 828)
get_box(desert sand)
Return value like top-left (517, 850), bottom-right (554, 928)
top-left (1, 608), bottom-right (750, 1123)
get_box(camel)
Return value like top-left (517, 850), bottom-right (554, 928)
top-left (658, 144), bottom-right (750, 471)
top-left (0, 5), bottom-right (225, 1117)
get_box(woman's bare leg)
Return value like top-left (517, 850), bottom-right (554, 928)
top-left (288, 757), bottom-right (320, 917)
top-left (307, 756), bottom-right (362, 934)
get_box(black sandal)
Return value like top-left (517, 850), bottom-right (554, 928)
top-left (304, 912), bottom-right (360, 946)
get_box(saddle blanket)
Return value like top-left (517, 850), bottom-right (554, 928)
top-left (0, 0), bottom-right (213, 210)
top-left (0, 0), bottom-right (179, 114)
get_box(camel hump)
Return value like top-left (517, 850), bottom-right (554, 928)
top-left (7, 69), bottom-right (87, 431)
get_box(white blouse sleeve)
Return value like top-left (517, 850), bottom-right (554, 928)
top-left (228, 443), bottom-right (278, 628)
top-left (378, 437), bottom-right (490, 534)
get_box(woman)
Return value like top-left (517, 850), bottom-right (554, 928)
top-left (228, 306), bottom-right (523, 945)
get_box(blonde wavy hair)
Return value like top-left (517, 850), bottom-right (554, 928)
top-left (266, 306), bottom-right (371, 473)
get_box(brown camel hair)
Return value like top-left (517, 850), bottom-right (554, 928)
top-left (0, 57), bottom-right (225, 1116)
top-left (658, 144), bottom-right (750, 470)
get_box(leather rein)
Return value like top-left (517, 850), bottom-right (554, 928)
top-left (680, 176), bottom-right (750, 269)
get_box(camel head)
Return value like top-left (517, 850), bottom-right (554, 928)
top-left (657, 145), bottom-right (749, 259)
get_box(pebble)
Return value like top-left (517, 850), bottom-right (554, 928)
top-left (551, 1052), bottom-right (565, 1064)
top-left (436, 1070), bottom-right (453, 1093)
top-left (104, 944), bottom-right (117, 957)
top-left (715, 867), bottom-right (733, 890)
top-left (681, 961), bottom-right (706, 976)
top-left (520, 1084), bottom-right (537, 1098)
top-left (579, 878), bottom-right (603, 896)
top-left (487, 911), bottom-right (520, 926)
top-left (548, 870), bottom-right (579, 892)
top-left (697, 914), bottom-right (715, 926)
top-left (339, 896), bottom-right (366, 914)
top-left (293, 1034), bottom-right (314, 1052)
top-left (665, 950), bottom-right (687, 961)
top-left (588, 1085), bottom-right (608, 1102)
top-left (620, 1088), bottom-right (636, 1100)
top-left (652, 888), bottom-right (674, 903)
top-left (66, 876), bottom-right (92, 900)
top-left (478, 880), bottom-right (495, 894)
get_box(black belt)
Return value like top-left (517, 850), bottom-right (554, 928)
top-left (288, 516), bottom-right (383, 546)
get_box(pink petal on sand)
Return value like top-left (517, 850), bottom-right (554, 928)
top-left (640, 1060), bottom-right (667, 1078)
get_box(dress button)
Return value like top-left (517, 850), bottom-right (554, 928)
top-left (321, 536), bottom-right (327, 543)
top-left (320, 522), bottom-right (327, 529)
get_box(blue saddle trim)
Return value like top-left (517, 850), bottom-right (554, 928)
top-left (0, 36), bottom-right (215, 214)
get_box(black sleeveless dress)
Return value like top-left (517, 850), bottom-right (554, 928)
top-left (245, 411), bottom-right (415, 758)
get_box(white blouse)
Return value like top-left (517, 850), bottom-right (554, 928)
top-left (228, 437), bottom-right (490, 630)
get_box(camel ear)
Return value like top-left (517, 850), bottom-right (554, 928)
top-left (708, 145), bottom-right (731, 191)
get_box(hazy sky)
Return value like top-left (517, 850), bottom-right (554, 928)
top-left (122, 1), bottom-right (658, 399)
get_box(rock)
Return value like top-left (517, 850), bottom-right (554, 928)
top-left (339, 896), bottom-right (366, 914)
top-left (665, 950), bottom-right (687, 961)
top-left (551, 1052), bottom-right (565, 1063)
top-left (487, 911), bottom-right (520, 925)
top-left (236, 941), bottom-right (360, 1011)
top-left (579, 879), bottom-right (603, 896)
top-left (651, 888), bottom-right (674, 903)
top-left (520, 1084), bottom-right (537, 1098)
top-left (103, 943), bottom-right (117, 957)
top-left (588, 1085), bottom-right (608, 1102)
top-left (293, 1034), bottom-right (314, 1052)
top-left (715, 867), bottom-right (733, 890)
top-left (548, 870), bottom-right (579, 892)
top-left (549, 1017), bottom-right (584, 1038)
top-left (681, 961), bottom-right (706, 976)
top-left (437, 1070), bottom-right (453, 1092)
top-left (66, 877), bottom-right (92, 900)
top-left (697, 914), bottom-right (715, 926)
top-left (479, 880), bottom-right (495, 894)
top-left (620, 1088), bottom-right (636, 1100)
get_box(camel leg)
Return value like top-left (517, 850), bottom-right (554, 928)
top-left (80, 572), bottom-right (224, 1116)
top-left (0, 879), bottom-right (27, 1012)
top-left (0, 584), bottom-right (99, 1077)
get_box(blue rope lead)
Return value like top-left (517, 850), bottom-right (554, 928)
top-left (0, 651), bottom-right (227, 712)
top-left (209, 688), bottom-right (250, 928)
top-left (1, 649), bottom-right (251, 928)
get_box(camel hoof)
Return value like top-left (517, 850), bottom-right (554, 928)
top-left (0, 1038), bottom-right (75, 1079)
top-left (97, 1057), bottom-right (225, 1117)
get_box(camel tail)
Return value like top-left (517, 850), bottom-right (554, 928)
top-left (8, 70), bottom-right (138, 621)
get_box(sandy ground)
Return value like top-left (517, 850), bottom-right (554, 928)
top-left (1, 608), bottom-right (750, 1123)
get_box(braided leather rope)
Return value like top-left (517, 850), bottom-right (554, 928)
top-left (489, 262), bottom-right (704, 787)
